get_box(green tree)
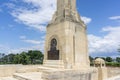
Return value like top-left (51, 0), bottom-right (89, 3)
top-left (19, 52), bottom-right (30, 65)
top-left (89, 56), bottom-right (94, 63)
top-left (6, 54), bottom-right (15, 64)
top-left (101, 57), bottom-right (106, 61)
top-left (95, 57), bottom-right (99, 59)
top-left (118, 46), bottom-right (120, 53)
top-left (89, 56), bottom-right (94, 66)
top-left (13, 54), bottom-right (21, 64)
top-left (116, 57), bottom-right (120, 63)
top-left (1, 50), bottom-right (44, 65)
top-left (0, 53), bottom-right (2, 58)
top-left (0, 53), bottom-right (2, 63)
top-left (106, 57), bottom-right (113, 62)
top-left (0, 53), bottom-right (5, 61)
top-left (27, 50), bottom-right (43, 64)
top-left (2, 54), bottom-right (8, 64)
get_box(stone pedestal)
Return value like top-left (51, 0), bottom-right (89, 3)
top-left (43, 60), bottom-right (64, 69)
top-left (42, 69), bottom-right (98, 80)
top-left (98, 67), bottom-right (107, 80)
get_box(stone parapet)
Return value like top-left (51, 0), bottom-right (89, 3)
top-left (0, 65), bottom-right (41, 77)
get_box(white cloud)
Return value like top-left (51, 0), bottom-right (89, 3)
top-left (41, 35), bottom-right (45, 40)
top-left (81, 16), bottom-right (92, 24)
top-left (4, 3), bottom-right (15, 9)
top-left (20, 36), bottom-right (26, 39)
top-left (19, 36), bottom-right (44, 45)
top-left (22, 39), bottom-right (41, 44)
top-left (0, 44), bottom-right (44, 54)
top-left (0, 35), bottom-right (45, 54)
top-left (7, 0), bottom-right (92, 31)
top-left (0, 45), bottom-right (10, 54)
top-left (1, 0), bottom-right (93, 54)
top-left (9, 0), bottom-right (56, 31)
top-left (88, 26), bottom-right (120, 57)
top-left (9, 45), bottom-right (43, 54)
top-left (109, 16), bottom-right (120, 20)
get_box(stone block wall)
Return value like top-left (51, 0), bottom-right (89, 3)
top-left (0, 65), bottom-right (19, 77)
top-left (0, 65), bottom-right (41, 77)
top-left (42, 69), bottom-right (98, 80)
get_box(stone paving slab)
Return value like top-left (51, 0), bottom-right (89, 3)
top-left (13, 72), bottom-right (42, 80)
top-left (104, 75), bottom-right (120, 80)
top-left (0, 77), bottom-right (18, 80)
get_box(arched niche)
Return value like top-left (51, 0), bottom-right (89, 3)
top-left (47, 35), bottom-right (60, 60)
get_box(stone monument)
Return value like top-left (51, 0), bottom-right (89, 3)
top-left (44, 0), bottom-right (90, 69)
top-left (1, 0), bottom-right (120, 80)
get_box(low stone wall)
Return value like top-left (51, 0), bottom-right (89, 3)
top-left (0, 65), bottom-right (41, 77)
top-left (107, 67), bottom-right (120, 77)
top-left (1, 65), bottom-right (119, 80)
top-left (0, 65), bottom-right (19, 77)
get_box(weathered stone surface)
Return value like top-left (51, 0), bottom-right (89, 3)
top-left (1, 0), bottom-right (119, 80)
top-left (51, 0), bottom-right (82, 24)
top-left (44, 20), bottom-right (90, 69)
top-left (104, 75), bottom-right (120, 80)
top-left (0, 65), bottom-right (120, 80)
top-left (107, 67), bottom-right (120, 78)
top-left (0, 65), bottom-right (40, 77)
top-left (0, 77), bottom-right (18, 80)
top-left (13, 72), bottom-right (42, 80)
top-left (43, 0), bottom-right (90, 69)
top-left (42, 69), bottom-right (97, 80)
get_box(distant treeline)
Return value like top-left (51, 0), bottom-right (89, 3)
top-left (90, 56), bottom-right (120, 67)
top-left (0, 50), bottom-right (120, 67)
top-left (0, 50), bottom-right (44, 65)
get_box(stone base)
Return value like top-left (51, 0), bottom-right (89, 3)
top-left (0, 65), bottom-right (99, 80)
top-left (42, 68), bottom-right (98, 80)
top-left (43, 60), bottom-right (64, 69)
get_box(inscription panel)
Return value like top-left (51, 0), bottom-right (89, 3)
top-left (48, 38), bottom-right (59, 60)
top-left (48, 50), bottom-right (59, 60)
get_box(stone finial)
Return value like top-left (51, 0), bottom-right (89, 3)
top-left (50, 0), bottom-right (83, 24)
top-left (94, 58), bottom-right (106, 67)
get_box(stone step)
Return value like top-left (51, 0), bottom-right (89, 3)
top-left (13, 72), bottom-right (42, 80)
top-left (0, 77), bottom-right (18, 80)
top-left (43, 65), bottom-right (64, 69)
top-left (38, 66), bottom-right (62, 74)
top-left (38, 66), bottom-right (58, 70)
top-left (44, 60), bottom-right (64, 66)
top-left (43, 60), bottom-right (64, 69)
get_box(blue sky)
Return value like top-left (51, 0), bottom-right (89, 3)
top-left (0, 0), bottom-right (120, 57)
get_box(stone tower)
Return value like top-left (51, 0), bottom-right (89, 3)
top-left (44, 0), bottom-right (90, 69)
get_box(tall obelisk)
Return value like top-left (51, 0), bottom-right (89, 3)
top-left (44, 0), bottom-right (90, 69)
